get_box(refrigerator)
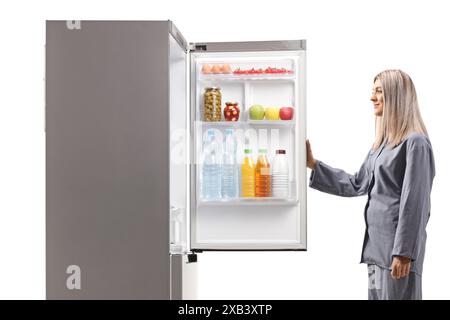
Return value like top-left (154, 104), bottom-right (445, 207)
top-left (46, 20), bottom-right (306, 299)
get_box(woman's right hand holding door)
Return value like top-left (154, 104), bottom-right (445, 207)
top-left (306, 139), bottom-right (317, 170)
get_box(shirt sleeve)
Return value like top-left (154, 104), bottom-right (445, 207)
top-left (309, 151), bottom-right (372, 197)
top-left (391, 137), bottom-right (435, 261)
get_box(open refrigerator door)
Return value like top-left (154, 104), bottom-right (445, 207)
top-left (169, 31), bottom-right (189, 256)
top-left (189, 41), bottom-right (307, 251)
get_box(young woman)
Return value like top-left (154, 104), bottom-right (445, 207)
top-left (307, 70), bottom-right (435, 300)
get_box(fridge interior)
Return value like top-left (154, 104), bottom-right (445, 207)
top-left (190, 49), bottom-right (306, 250)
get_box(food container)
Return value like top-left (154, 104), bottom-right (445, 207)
top-left (203, 87), bottom-right (222, 122)
top-left (223, 102), bottom-right (240, 121)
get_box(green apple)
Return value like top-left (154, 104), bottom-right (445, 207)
top-left (249, 104), bottom-right (265, 120)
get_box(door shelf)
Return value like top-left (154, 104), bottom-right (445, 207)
top-left (246, 120), bottom-right (295, 127)
top-left (198, 74), bottom-right (296, 82)
top-left (197, 198), bottom-right (299, 206)
top-left (200, 121), bottom-right (244, 127)
top-left (200, 120), bottom-right (295, 128)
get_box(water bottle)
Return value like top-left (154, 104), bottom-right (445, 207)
top-left (221, 129), bottom-right (238, 198)
top-left (201, 130), bottom-right (222, 200)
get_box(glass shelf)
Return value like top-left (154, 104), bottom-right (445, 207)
top-left (199, 120), bottom-right (295, 127)
top-left (246, 120), bottom-right (295, 127)
top-left (197, 198), bottom-right (299, 206)
top-left (198, 73), bottom-right (296, 82)
top-left (200, 121), bottom-right (244, 127)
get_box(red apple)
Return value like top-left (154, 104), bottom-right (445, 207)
top-left (279, 107), bottom-right (294, 120)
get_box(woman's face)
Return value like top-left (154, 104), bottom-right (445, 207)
top-left (371, 79), bottom-right (384, 116)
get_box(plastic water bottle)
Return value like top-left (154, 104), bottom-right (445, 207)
top-left (221, 129), bottom-right (238, 198)
top-left (201, 130), bottom-right (222, 200)
top-left (272, 149), bottom-right (289, 198)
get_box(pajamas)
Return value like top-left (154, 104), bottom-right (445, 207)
top-left (368, 264), bottom-right (422, 300)
top-left (309, 132), bottom-right (435, 299)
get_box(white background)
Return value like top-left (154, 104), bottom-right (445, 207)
top-left (0, 0), bottom-right (449, 299)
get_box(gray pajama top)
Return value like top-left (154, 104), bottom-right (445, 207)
top-left (309, 132), bottom-right (435, 275)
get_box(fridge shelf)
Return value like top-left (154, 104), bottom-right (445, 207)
top-left (200, 121), bottom-right (245, 127)
top-left (246, 120), bottom-right (295, 127)
top-left (198, 73), bottom-right (296, 82)
top-left (199, 120), bottom-right (295, 127)
top-left (198, 198), bottom-right (299, 206)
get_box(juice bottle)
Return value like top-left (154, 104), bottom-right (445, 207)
top-left (255, 149), bottom-right (271, 197)
top-left (241, 149), bottom-right (255, 197)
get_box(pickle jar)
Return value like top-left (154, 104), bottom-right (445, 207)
top-left (203, 87), bottom-right (222, 122)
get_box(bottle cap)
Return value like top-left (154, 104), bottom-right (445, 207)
top-left (276, 149), bottom-right (286, 154)
top-left (258, 148), bottom-right (267, 153)
top-left (207, 130), bottom-right (215, 137)
top-left (244, 149), bottom-right (252, 154)
top-left (225, 128), bottom-right (234, 135)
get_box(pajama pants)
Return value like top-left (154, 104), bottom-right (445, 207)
top-left (367, 264), bottom-right (422, 300)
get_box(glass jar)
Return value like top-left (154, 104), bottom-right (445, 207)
top-left (203, 87), bottom-right (222, 122)
top-left (224, 102), bottom-right (240, 121)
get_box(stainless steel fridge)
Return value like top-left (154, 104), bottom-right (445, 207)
top-left (46, 20), bottom-right (307, 299)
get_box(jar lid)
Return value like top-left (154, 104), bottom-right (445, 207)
top-left (276, 149), bottom-right (286, 154)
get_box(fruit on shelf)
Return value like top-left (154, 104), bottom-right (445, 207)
top-left (223, 102), bottom-right (240, 121)
top-left (279, 107), bottom-right (294, 120)
top-left (264, 67), bottom-right (292, 74)
top-left (249, 105), bottom-right (265, 120)
top-left (234, 68), bottom-right (263, 75)
top-left (265, 107), bottom-right (280, 120)
top-left (202, 64), bottom-right (294, 76)
top-left (201, 64), bottom-right (212, 74)
top-left (233, 66), bottom-right (294, 75)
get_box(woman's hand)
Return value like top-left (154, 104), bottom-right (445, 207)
top-left (390, 256), bottom-right (411, 279)
top-left (306, 139), bottom-right (317, 170)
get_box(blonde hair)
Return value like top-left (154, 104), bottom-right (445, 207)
top-left (373, 69), bottom-right (428, 150)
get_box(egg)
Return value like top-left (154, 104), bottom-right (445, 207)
top-left (201, 64), bottom-right (212, 74)
top-left (221, 64), bottom-right (232, 74)
top-left (211, 64), bottom-right (222, 74)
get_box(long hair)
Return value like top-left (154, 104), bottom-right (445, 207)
top-left (373, 70), bottom-right (428, 150)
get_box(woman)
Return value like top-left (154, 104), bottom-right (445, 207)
top-left (307, 70), bottom-right (435, 300)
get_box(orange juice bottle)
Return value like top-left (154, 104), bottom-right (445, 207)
top-left (241, 149), bottom-right (255, 197)
top-left (255, 149), bottom-right (271, 197)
